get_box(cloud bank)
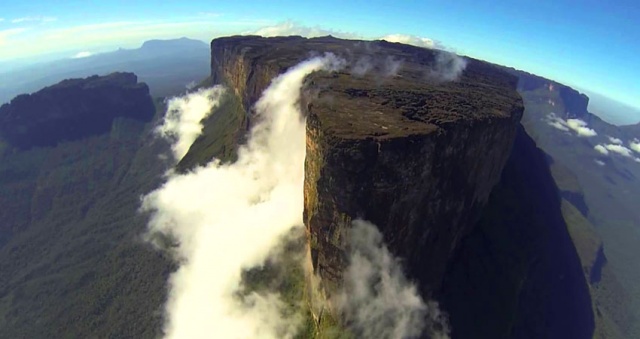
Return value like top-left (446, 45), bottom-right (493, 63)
top-left (380, 34), bottom-right (437, 49)
top-left (251, 22), bottom-right (446, 51)
top-left (251, 21), bottom-right (359, 39)
top-left (335, 220), bottom-right (450, 339)
top-left (143, 54), bottom-right (345, 339)
top-left (156, 86), bottom-right (226, 161)
top-left (546, 113), bottom-right (597, 137)
top-left (11, 16), bottom-right (57, 24)
top-left (594, 144), bottom-right (609, 155)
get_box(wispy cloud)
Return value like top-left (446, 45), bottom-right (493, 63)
top-left (608, 136), bottom-right (623, 144)
top-left (251, 20), bottom-right (359, 39)
top-left (71, 51), bottom-right (93, 59)
top-left (546, 113), bottom-right (597, 137)
top-left (156, 86), bottom-right (226, 161)
top-left (11, 16), bottom-right (57, 24)
top-left (630, 139), bottom-right (640, 154)
top-left (594, 159), bottom-right (605, 166)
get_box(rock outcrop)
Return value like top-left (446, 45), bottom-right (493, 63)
top-left (0, 72), bottom-right (155, 149)
top-left (179, 35), bottom-right (595, 338)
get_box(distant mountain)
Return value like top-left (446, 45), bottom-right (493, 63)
top-left (0, 37), bottom-right (210, 104)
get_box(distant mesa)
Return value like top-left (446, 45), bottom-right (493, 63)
top-left (0, 72), bottom-right (155, 149)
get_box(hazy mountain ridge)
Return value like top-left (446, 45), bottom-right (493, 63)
top-left (0, 38), bottom-right (210, 104)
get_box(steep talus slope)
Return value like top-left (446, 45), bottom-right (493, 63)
top-left (0, 74), bottom-right (171, 337)
top-left (0, 72), bottom-right (155, 150)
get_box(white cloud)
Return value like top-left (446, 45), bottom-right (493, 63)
top-left (594, 144), bottom-right (609, 155)
top-left (635, 158), bottom-right (640, 163)
top-left (630, 139), bottom-right (640, 153)
top-left (603, 143), bottom-right (634, 157)
top-left (430, 51), bottom-right (467, 81)
top-left (335, 220), bottom-right (450, 339)
top-left (546, 113), bottom-right (597, 137)
top-left (71, 51), bottom-right (93, 59)
top-left (594, 159), bottom-right (605, 166)
top-left (251, 20), bottom-right (358, 39)
top-left (608, 136), bottom-right (623, 144)
top-left (566, 119), bottom-right (597, 137)
top-left (143, 54), bottom-right (345, 338)
top-left (380, 34), bottom-right (437, 49)
top-left (156, 86), bottom-right (226, 161)
top-left (11, 16), bottom-right (57, 24)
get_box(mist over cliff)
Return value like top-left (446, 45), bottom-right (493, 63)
top-left (144, 54), bottom-right (344, 338)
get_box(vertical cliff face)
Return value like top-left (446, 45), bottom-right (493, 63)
top-left (303, 78), bottom-right (523, 294)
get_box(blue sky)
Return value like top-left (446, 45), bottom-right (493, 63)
top-left (1, 0), bottom-right (639, 112)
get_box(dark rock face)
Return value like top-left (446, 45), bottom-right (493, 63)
top-left (0, 72), bottom-right (155, 149)
top-left (441, 127), bottom-right (594, 339)
top-left (205, 35), bottom-right (523, 292)
top-left (303, 73), bottom-right (523, 294)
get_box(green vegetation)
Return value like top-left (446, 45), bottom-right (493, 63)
top-left (0, 105), bottom-right (174, 338)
